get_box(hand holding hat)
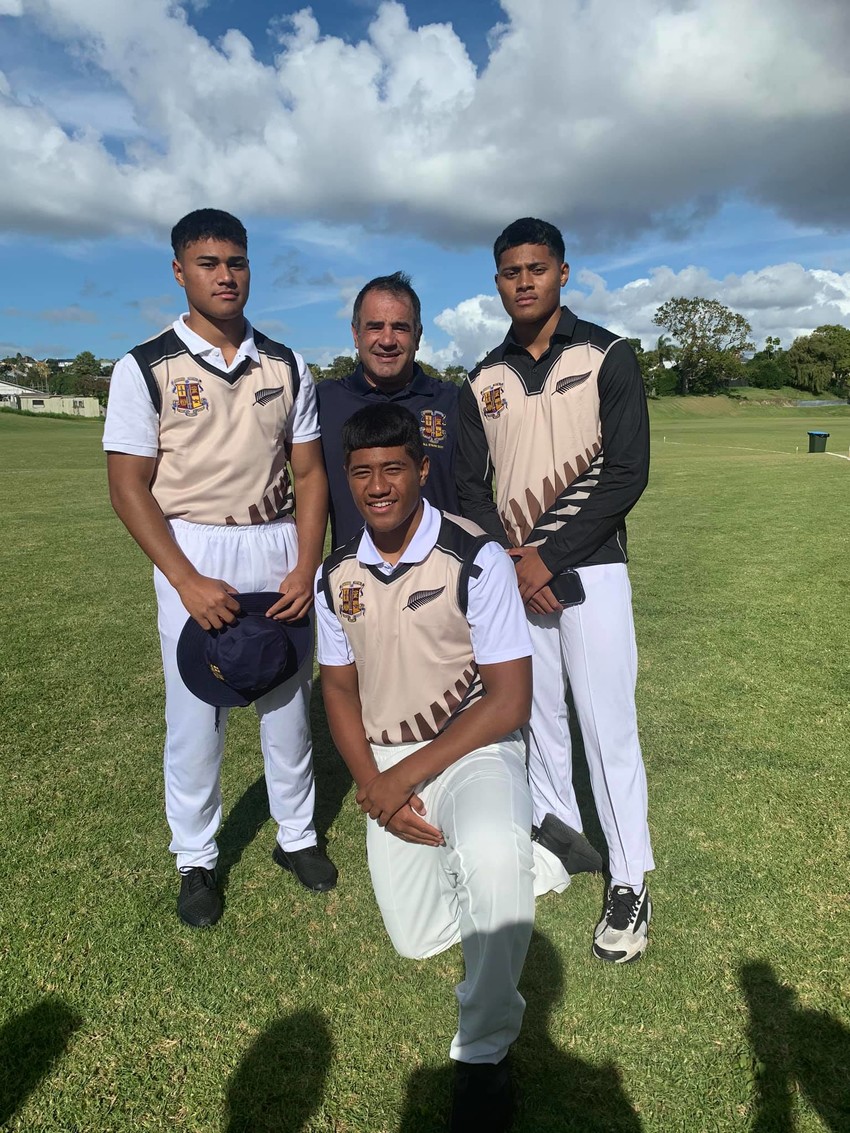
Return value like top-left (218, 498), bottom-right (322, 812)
top-left (177, 592), bottom-right (312, 707)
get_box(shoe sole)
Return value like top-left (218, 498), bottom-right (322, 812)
top-left (536, 815), bottom-right (604, 874)
top-left (272, 845), bottom-right (337, 892)
top-left (592, 936), bottom-right (648, 963)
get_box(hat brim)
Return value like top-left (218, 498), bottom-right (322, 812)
top-left (176, 592), bottom-right (313, 708)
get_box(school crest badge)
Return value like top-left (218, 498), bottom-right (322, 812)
top-left (171, 379), bottom-right (209, 417)
top-left (339, 581), bottom-right (366, 622)
top-left (481, 383), bottom-right (508, 419)
top-left (419, 408), bottom-right (447, 446)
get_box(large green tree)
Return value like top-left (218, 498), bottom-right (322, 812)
top-left (652, 297), bottom-right (753, 395)
top-left (743, 337), bottom-right (793, 390)
top-left (51, 351), bottom-right (101, 394)
top-left (787, 325), bottom-right (850, 395)
top-left (442, 365), bottom-right (467, 386)
top-left (323, 354), bottom-right (357, 381)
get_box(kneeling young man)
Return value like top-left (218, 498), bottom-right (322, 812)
top-left (315, 404), bottom-right (568, 1131)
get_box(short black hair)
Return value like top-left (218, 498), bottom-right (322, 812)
top-left (342, 404), bottom-right (424, 465)
top-left (351, 272), bottom-right (422, 336)
top-left (493, 218), bottom-right (565, 267)
top-left (171, 209), bottom-right (248, 258)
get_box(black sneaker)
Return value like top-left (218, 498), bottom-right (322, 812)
top-left (272, 844), bottom-right (338, 892)
top-left (592, 884), bottom-right (651, 963)
top-left (449, 1057), bottom-right (514, 1133)
top-left (177, 866), bottom-right (222, 927)
top-left (532, 813), bottom-right (604, 874)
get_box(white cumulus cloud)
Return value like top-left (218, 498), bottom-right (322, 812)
top-left (430, 263), bottom-right (850, 368)
top-left (0, 0), bottom-right (848, 245)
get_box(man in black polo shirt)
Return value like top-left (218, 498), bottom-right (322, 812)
top-left (317, 271), bottom-right (459, 549)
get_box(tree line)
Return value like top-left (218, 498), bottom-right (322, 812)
top-left (4, 305), bottom-right (850, 403)
top-left (307, 356), bottom-right (469, 386)
top-left (635, 298), bottom-right (850, 398)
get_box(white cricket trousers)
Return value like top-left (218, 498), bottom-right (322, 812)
top-left (366, 736), bottom-right (569, 1065)
top-left (154, 517), bottom-right (317, 872)
top-left (526, 562), bottom-right (654, 890)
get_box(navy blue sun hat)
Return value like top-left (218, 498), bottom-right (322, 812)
top-left (176, 592), bottom-right (312, 708)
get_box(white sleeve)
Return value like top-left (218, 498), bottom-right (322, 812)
top-left (314, 565), bottom-right (355, 666)
top-left (102, 353), bottom-right (160, 456)
top-left (289, 353), bottom-right (321, 445)
top-left (467, 542), bottom-right (533, 665)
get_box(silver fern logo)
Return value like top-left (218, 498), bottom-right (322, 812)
top-left (555, 371), bottom-right (591, 394)
top-left (404, 586), bottom-right (445, 612)
top-left (254, 386), bottom-right (284, 406)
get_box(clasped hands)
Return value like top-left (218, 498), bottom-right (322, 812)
top-left (507, 545), bottom-right (562, 615)
top-left (356, 766), bottom-right (444, 847)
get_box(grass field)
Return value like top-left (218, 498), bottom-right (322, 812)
top-left (1, 404), bottom-right (848, 1132)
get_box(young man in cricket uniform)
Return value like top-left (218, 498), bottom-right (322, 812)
top-left (104, 208), bottom-right (336, 927)
top-left (456, 217), bottom-right (654, 963)
top-left (315, 403), bottom-right (569, 1130)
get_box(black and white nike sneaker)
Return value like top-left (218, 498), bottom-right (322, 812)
top-left (592, 884), bottom-right (651, 963)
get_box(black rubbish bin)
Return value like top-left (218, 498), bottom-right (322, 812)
top-left (807, 431), bottom-right (829, 453)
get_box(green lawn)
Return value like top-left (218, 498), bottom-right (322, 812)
top-left (1, 407), bottom-right (848, 1132)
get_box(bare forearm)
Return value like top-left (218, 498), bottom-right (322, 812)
top-left (107, 453), bottom-right (239, 629)
top-left (394, 660), bottom-right (532, 790)
top-left (322, 679), bottom-right (379, 788)
top-left (109, 473), bottom-right (197, 588)
top-left (292, 462), bottom-right (329, 575)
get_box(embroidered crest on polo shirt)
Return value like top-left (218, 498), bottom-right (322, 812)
top-left (481, 383), bottom-right (508, 418)
top-left (338, 581), bottom-right (366, 622)
top-left (254, 386), bottom-right (285, 407)
top-left (171, 378), bottom-right (209, 417)
top-left (404, 586), bottom-right (445, 612)
top-left (554, 371), bottom-right (592, 395)
top-left (419, 408), bottom-right (447, 447)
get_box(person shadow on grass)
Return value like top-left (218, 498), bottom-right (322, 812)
top-left (215, 674), bottom-right (353, 894)
top-left (0, 997), bottom-right (82, 1126)
top-left (224, 1010), bottom-right (333, 1133)
top-left (399, 929), bottom-right (642, 1132)
top-left (740, 959), bottom-right (850, 1131)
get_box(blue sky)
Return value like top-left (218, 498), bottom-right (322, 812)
top-left (1, 0), bottom-right (849, 367)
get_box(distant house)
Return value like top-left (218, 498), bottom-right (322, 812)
top-left (16, 394), bottom-right (103, 418)
top-left (0, 378), bottom-right (43, 404)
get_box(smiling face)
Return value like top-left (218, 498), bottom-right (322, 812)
top-left (345, 444), bottom-right (429, 549)
top-left (352, 290), bottom-right (421, 392)
top-left (495, 242), bottom-right (569, 329)
top-left (172, 237), bottom-right (250, 328)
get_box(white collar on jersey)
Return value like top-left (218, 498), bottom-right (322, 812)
top-left (173, 314), bottom-right (261, 372)
top-left (356, 498), bottom-right (441, 572)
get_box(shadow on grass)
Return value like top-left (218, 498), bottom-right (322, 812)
top-left (566, 686), bottom-right (607, 867)
top-left (217, 774), bottom-right (271, 889)
top-left (310, 673), bottom-right (353, 840)
top-left (0, 998), bottom-right (82, 1125)
top-left (224, 1010), bottom-right (333, 1133)
top-left (216, 675), bottom-right (352, 889)
top-left (741, 960), bottom-right (850, 1132)
top-left (399, 930), bottom-right (642, 1132)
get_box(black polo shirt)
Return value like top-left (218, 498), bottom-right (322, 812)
top-left (317, 363), bottom-right (460, 549)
